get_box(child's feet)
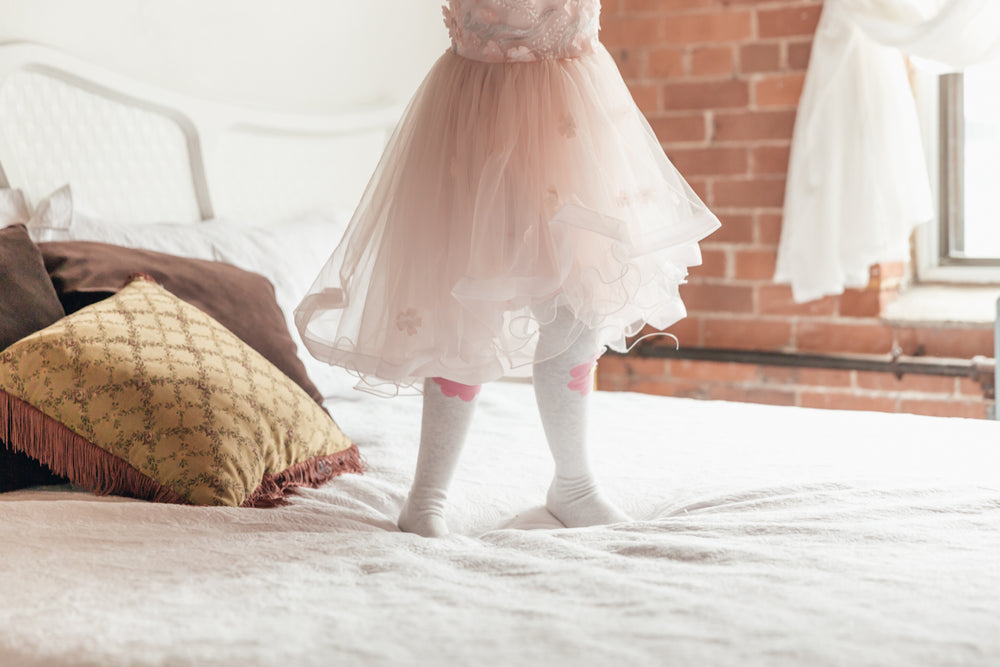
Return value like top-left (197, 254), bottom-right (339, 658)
top-left (398, 496), bottom-right (450, 537)
top-left (546, 475), bottom-right (630, 528)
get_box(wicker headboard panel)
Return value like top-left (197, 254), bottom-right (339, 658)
top-left (0, 42), bottom-right (402, 224)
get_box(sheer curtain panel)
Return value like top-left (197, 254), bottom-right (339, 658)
top-left (774, 0), bottom-right (1000, 302)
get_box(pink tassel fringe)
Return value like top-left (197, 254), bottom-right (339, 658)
top-left (1, 389), bottom-right (363, 508)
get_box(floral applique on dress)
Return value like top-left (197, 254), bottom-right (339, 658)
top-left (396, 309), bottom-right (423, 336)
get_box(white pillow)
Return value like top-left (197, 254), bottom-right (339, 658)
top-left (25, 185), bottom-right (358, 400)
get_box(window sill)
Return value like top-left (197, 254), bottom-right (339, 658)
top-left (917, 264), bottom-right (1000, 285)
top-left (883, 284), bottom-right (1000, 326)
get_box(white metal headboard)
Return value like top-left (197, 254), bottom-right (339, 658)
top-left (0, 42), bottom-right (402, 224)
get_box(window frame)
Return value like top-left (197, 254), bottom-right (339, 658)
top-left (914, 67), bottom-right (1000, 284)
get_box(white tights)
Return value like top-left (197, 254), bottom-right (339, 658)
top-left (397, 309), bottom-right (629, 537)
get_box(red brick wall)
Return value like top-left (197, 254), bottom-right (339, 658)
top-left (598, 0), bottom-right (995, 419)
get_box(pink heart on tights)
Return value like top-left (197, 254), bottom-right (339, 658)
top-left (432, 377), bottom-right (482, 402)
top-left (567, 354), bottom-right (600, 396)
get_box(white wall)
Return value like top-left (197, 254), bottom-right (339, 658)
top-left (0, 0), bottom-right (448, 113)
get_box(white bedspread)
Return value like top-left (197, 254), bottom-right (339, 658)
top-left (2, 381), bottom-right (999, 666)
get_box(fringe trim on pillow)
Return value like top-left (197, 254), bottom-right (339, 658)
top-left (0, 389), bottom-right (188, 504)
top-left (1, 389), bottom-right (363, 507)
top-left (241, 444), bottom-right (364, 508)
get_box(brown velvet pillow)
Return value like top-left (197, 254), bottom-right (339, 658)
top-left (0, 224), bottom-right (68, 490)
top-left (1, 225), bottom-right (65, 348)
top-left (39, 241), bottom-right (327, 408)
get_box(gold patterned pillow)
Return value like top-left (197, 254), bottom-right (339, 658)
top-left (0, 276), bottom-right (361, 507)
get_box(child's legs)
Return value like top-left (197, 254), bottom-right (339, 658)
top-left (398, 377), bottom-right (481, 537)
top-left (533, 307), bottom-right (629, 527)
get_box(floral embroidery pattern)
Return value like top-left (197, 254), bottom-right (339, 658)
top-left (444, 0), bottom-right (600, 63)
top-left (558, 113), bottom-right (577, 139)
top-left (506, 45), bottom-right (534, 62)
top-left (442, 2), bottom-right (461, 41)
top-left (396, 308), bottom-right (423, 336)
top-left (567, 353), bottom-right (601, 396)
top-left (544, 185), bottom-right (561, 213)
top-left (617, 188), bottom-right (657, 209)
top-left (433, 377), bottom-right (482, 402)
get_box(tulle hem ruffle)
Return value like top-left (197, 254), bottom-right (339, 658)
top-left (295, 46), bottom-right (720, 395)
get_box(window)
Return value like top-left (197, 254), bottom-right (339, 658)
top-left (916, 60), bottom-right (1000, 282)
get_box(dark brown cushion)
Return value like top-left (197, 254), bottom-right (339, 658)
top-left (1, 225), bottom-right (65, 349)
top-left (0, 224), bottom-right (68, 490)
top-left (39, 240), bottom-right (327, 409)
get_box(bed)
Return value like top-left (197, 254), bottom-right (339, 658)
top-left (1, 40), bottom-right (999, 667)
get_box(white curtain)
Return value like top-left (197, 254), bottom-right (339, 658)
top-left (774, 0), bottom-right (1000, 303)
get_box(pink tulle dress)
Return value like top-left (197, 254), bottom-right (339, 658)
top-left (295, 0), bottom-right (720, 394)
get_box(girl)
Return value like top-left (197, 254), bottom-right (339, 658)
top-left (296, 0), bottom-right (720, 537)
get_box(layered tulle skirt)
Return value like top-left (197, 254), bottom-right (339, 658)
top-left (296, 45), bottom-right (720, 394)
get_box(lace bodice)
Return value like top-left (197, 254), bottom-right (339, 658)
top-left (443, 0), bottom-right (600, 63)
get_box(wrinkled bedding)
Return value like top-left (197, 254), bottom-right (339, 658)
top-left (2, 380), bottom-right (998, 666)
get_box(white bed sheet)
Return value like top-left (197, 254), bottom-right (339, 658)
top-left (2, 380), bottom-right (999, 666)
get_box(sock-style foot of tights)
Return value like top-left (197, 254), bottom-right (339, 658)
top-left (398, 311), bottom-right (628, 537)
top-left (533, 310), bottom-right (629, 528)
top-left (398, 378), bottom-right (479, 537)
